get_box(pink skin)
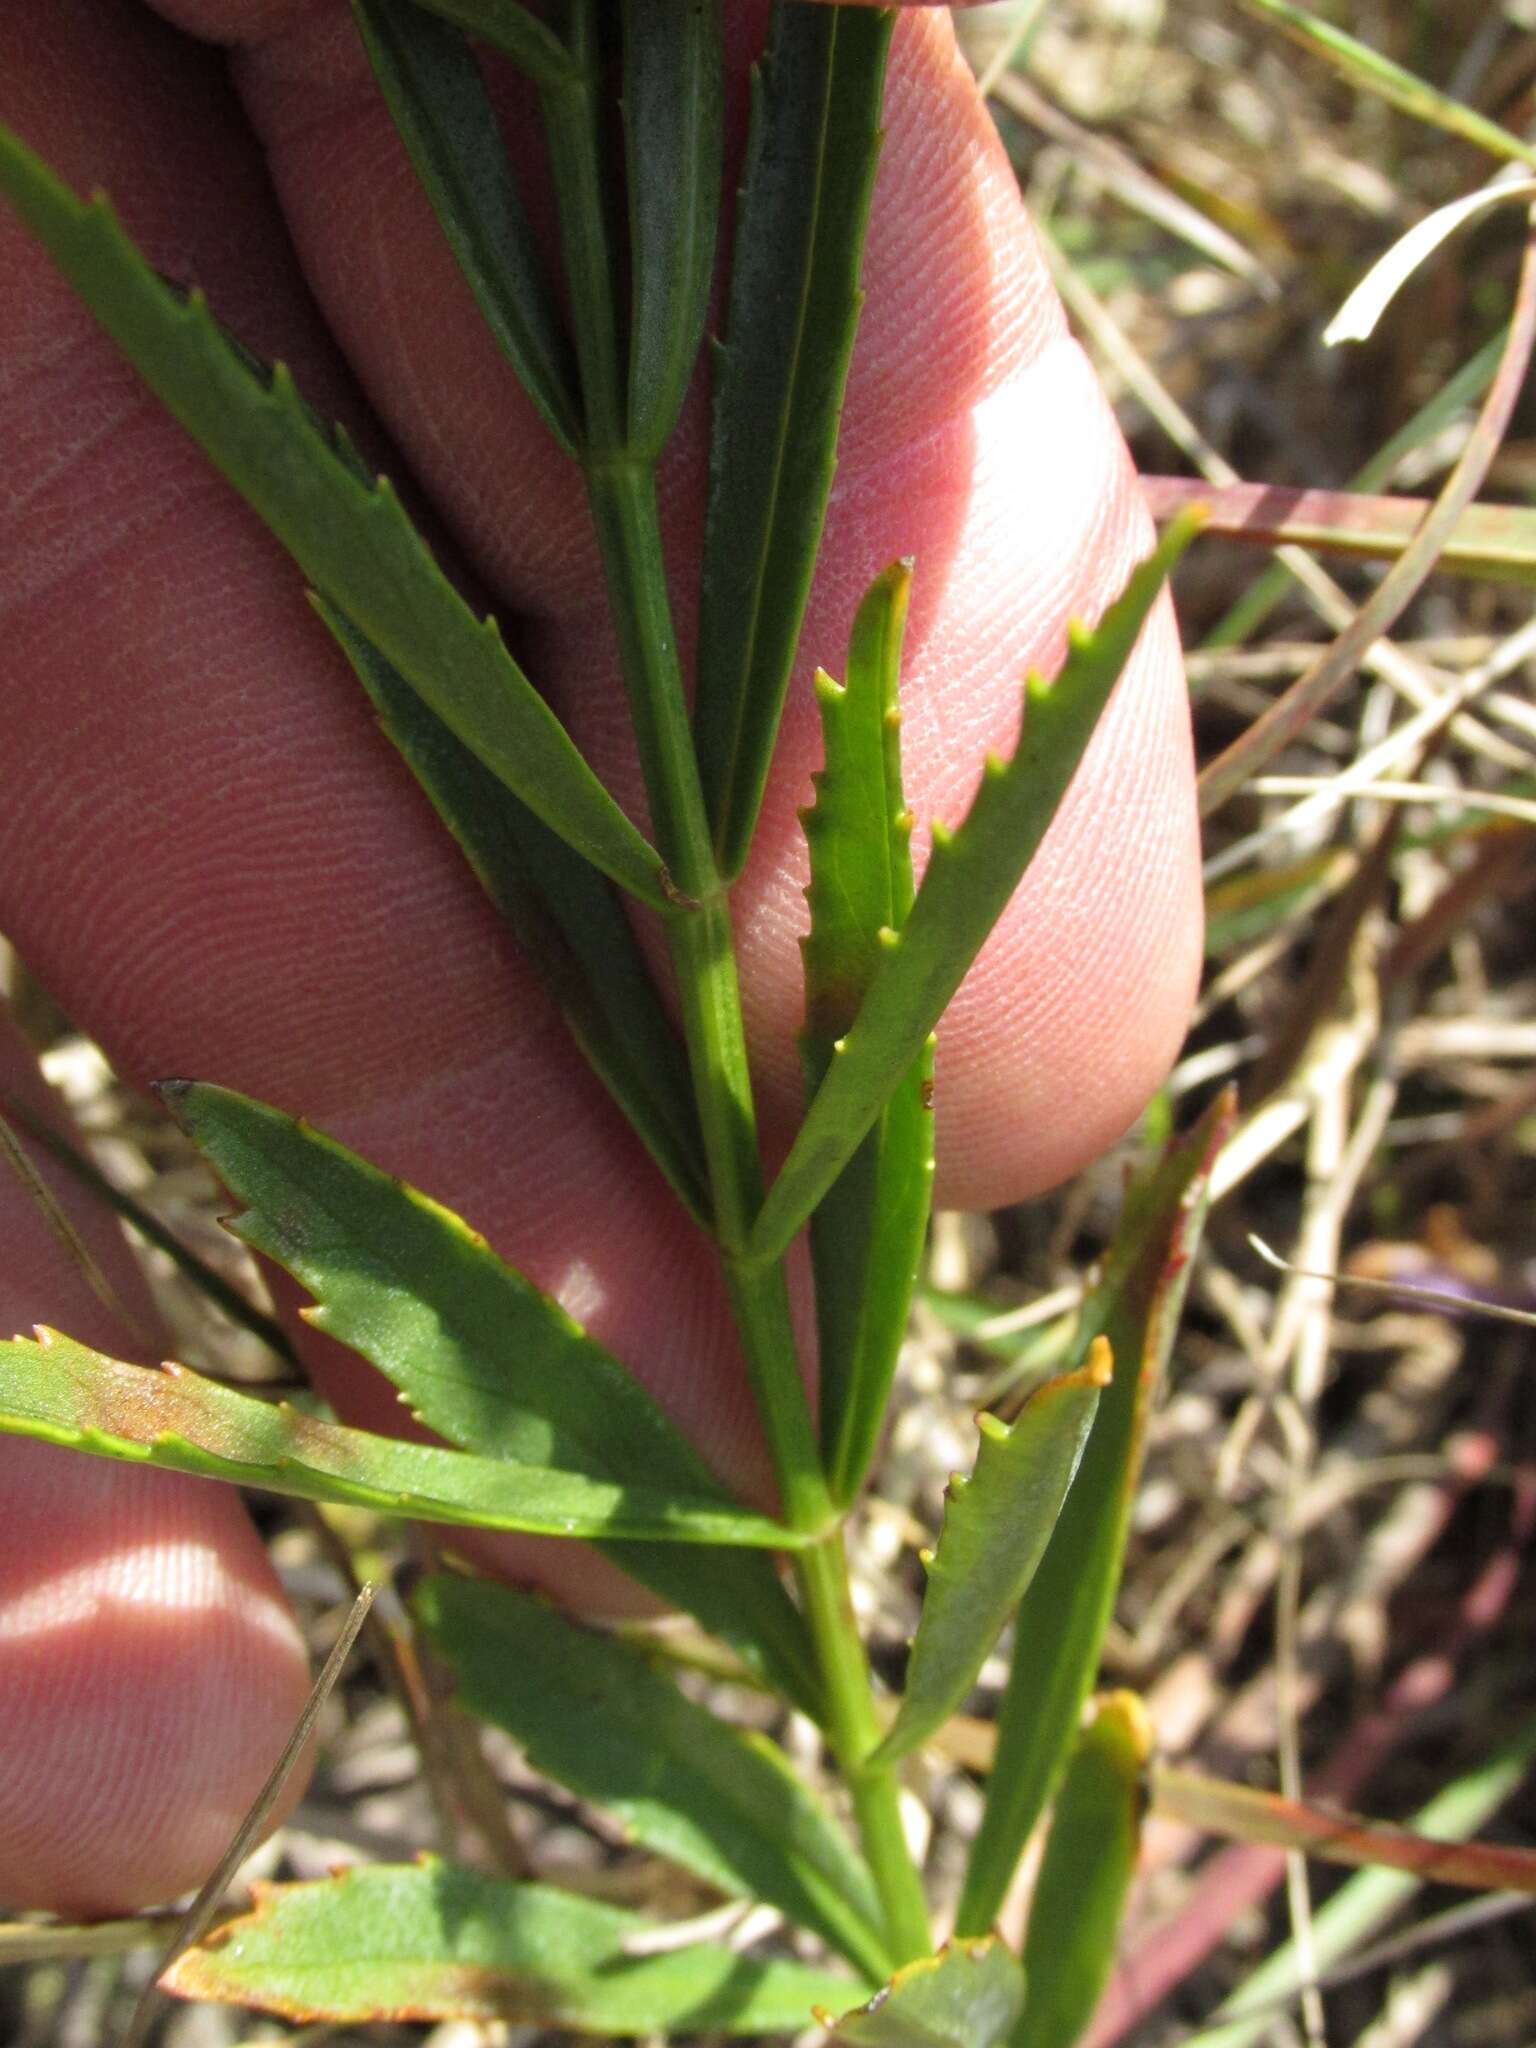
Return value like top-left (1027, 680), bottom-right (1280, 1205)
top-left (0, 0), bottom-right (1202, 1915)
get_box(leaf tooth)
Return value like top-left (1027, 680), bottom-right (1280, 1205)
top-left (975, 1411), bottom-right (1010, 1444)
top-left (929, 819), bottom-right (955, 854)
top-left (877, 925), bottom-right (899, 952)
top-left (814, 666), bottom-right (845, 705)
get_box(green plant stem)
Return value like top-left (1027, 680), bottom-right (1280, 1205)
top-left (585, 459), bottom-right (929, 1960)
top-left (584, 459), bottom-right (828, 1534)
top-left (540, 0), bottom-right (625, 449)
top-left (797, 1535), bottom-right (932, 1967)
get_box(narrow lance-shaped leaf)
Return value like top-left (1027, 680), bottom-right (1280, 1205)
top-left (694, 3), bottom-right (895, 877)
top-left (800, 562), bottom-right (934, 1502)
top-left (752, 510), bottom-right (1205, 1267)
top-left (164, 1860), bottom-right (865, 2032)
top-left (622, 0), bottom-right (723, 456)
top-left (417, 1575), bottom-right (893, 1984)
top-left (316, 602), bottom-right (710, 1227)
top-left (956, 1090), bottom-right (1233, 1938)
top-left (873, 1345), bottom-right (1108, 1768)
top-left (1018, 1693), bottom-right (1151, 2048)
top-left (821, 1940), bottom-right (1026, 2048)
top-left (353, 0), bottom-right (582, 455)
top-left (0, 126), bottom-right (669, 911)
top-left (400, 0), bottom-right (575, 90)
top-left (0, 1331), bottom-right (795, 1546)
top-left (162, 1081), bottom-right (821, 1715)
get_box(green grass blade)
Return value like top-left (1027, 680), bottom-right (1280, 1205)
top-left (823, 1940), bottom-right (1026, 2048)
top-left (0, 124), bottom-right (669, 911)
top-left (1236, 0), bottom-right (1536, 169)
top-left (753, 512), bottom-right (1204, 1269)
top-left (800, 563), bottom-right (934, 1502)
top-left (956, 1091), bottom-right (1232, 1937)
top-left (0, 1330), bottom-right (793, 1546)
top-left (694, 2), bottom-right (894, 877)
top-left (622, 0), bottom-right (723, 457)
top-left (316, 601), bottom-right (710, 1226)
top-left (873, 1351), bottom-right (1107, 1769)
top-left (1016, 1694), bottom-right (1150, 2048)
top-left (164, 1860), bottom-right (865, 2031)
top-left (160, 1080), bottom-right (820, 1711)
top-left (418, 1574), bottom-right (893, 1982)
top-left (352, 0), bottom-right (582, 455)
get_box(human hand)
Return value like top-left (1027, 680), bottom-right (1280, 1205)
top-left (0, 0), bottom-right (1201, 1916)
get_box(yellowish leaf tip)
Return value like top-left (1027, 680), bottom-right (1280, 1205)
top-left (1084, 1334), bottom-right (1114, 1387)
top-left (1093, 1687), bottom-right (1155, 1763)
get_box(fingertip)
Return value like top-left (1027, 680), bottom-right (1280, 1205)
top-left (0, 1440), bottom-right (313, 1917)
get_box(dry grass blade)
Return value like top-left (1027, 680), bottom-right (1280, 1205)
top-left (1144, 476), bottom-right (1536, 588)
top-left (1153, 1765), bottom-right (1536, 1895)
top-left (121, 1582), bottom-right (378, 2048)
top-left (0, 1104), bottom-right (152, 1349)
top-left (994, 71), bottom-right (1277, 295)
top-left (0, 1916), bottom-right (190, 1965)
top-left (1250, 1235), bottom-right (1536, 1330)
top-left (1199, 202), bottom-right (1536, 816)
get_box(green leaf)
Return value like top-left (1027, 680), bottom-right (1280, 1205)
top-left (0, 124), bottom-right (669, 911)
top-left (352, 0), bottom-right (582, 455)
top-left (752, 511), bottom-right (1204, 1269)
top-left (316, 601), bottom-right (710, 1226)
top-left (163, 1081), bottom-right (711, 1483)
top-left (1017, 1694), bottom-right (1150, 2048)
top-left (873, 1351), bottom-right (1107, 1769)
top-left (622, 0), bottom-right (723, 457)
top-left (823, 1939), bottom-right (1026, 2048)
top-left (0, 1330), bottom-right (792, 1545)
top-left (164, 1860), bottom-right (864, 2031)
top-left (400, 0), bottom-right (577, 91)
top-left (955, 1091), bottom-right (1233, 1938)
top-left (800, 561), bottom-right (934, 1502)
top-left (694, 2), bottom-right (894, 877)
top-left (161, 1080), bottom-right (821, 1712)
top-left (417, 1574), bottom-right (893, 1982)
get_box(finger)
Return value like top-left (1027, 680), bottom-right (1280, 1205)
top-left (0, 1013), bottom-right (312, 1916)
top-left (184, 0), bottom-right (1203, 1209)
top-left (0, 0), bottom-right (769, 1520)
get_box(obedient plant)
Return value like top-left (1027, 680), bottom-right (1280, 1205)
top-left (0, 4), bottom-right (1219, 2040)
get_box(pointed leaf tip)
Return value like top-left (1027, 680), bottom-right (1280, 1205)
top-left (822, 1938), bottom-right (1024, 2048)
top-left (875, 1359), bottom-right (1104, 1765)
